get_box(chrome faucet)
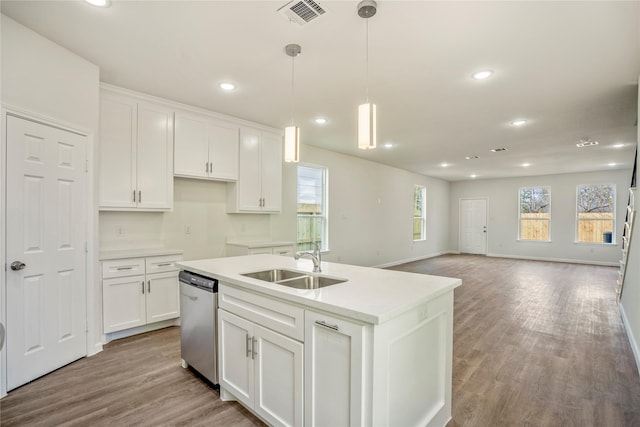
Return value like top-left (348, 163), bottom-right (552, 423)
top-left (295, 243), bottom-right (322, 273)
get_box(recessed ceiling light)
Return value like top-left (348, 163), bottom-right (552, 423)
top-left (465, 155), bottom-right (479, 160)
top-left (314, 117), bottom-right (328, 125)
top-left (219, 82), bottom-right (236, 91)
top-left (608, 162), bottom-right (617, 167)
top-left (522, 163), bottom-right (531, 167)
top-left (470, 174), bottom-right (478, 179)
top-left (85, 0), bottom-right (110, 6)
top-left (440, 162), bottom-right (450, 168)
top-left (510, 119), bottom-right (527, 127)
top-left (612, 143), bottom-right (625, 148)
top-left (383, 143), bottom-right (393, 149)
top-left (490, 147), bottom-right (507, 152)
top-left (576, 139), bottom-right (599, 148)
top-left (472, 70), bottom-right (493, 80)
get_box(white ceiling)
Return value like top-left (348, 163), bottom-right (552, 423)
top-left (2, 0), bottom-right (639, 181)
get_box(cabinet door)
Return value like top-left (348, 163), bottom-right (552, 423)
top-left (99, 91), bottom-right (137, 208)
top-left (136, 101), bottom-right (174, 210)
top-left (208, 120), bottom-right (239, 181)
top-left (237, 128), bottom-right (263, 211)
top-left (174, 113), bottom-right (210, 179)
top-left (254, 325), bottom-right (303, 427)
top-left (219, 309), bottom-right (255, 408)
top-left (103, 275), bottom-right (146, 333)
top-left (260, 132), bottom-right (283, 212)
top-left (305, 310), bottom-right (366, 427)
top-left (145, 271), bottom-right (180, 323)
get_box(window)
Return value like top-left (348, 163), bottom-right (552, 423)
top-left (297, 164), bottom-right (328, 251)
top-left (413, 185), bottom-right (426, 241)
top-left (576, 184), bottom-right (615, 244)
top-left (519, 186), bottom-right (551, 241)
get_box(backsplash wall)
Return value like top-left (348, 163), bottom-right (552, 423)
top-left (99, 178), bottom-right (273, 260)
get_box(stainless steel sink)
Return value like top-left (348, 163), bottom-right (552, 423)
top-left (241, 268), bottom-right (347, 289)
top-left (276, 275), bottom-right (347, 289)
top-left (241, 269), bottom-right (305, 282)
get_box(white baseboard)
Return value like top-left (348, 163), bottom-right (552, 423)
top-left (620, 303), bottom-right (640, 377)
top-left (486, 252), bottom-right (619, 267)
top-left (374, 251), bottom-right (455, 269)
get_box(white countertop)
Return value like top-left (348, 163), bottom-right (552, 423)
top-left (226, 241), bottom-right (294, 248)
top-left (100, 248), bottom-right (183, 261)
top-left (177, 254), bottom-right (461, 325)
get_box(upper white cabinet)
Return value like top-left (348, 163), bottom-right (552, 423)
top-left (174, 112), bottom-right (239, 181)
top-left (99, 89), bottom-right (174, 211)
top-left (227, 127), bottom-right (282, 213)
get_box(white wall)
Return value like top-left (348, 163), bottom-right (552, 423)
top-left (449, 169), bottom-right (633, 265)
top-left (0, 14), bottom-right (100, 396)
top-left (272, 144), bottom-right (452, 267)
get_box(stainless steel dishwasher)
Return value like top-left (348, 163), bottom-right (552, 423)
top-left (179, 270), bottom-right (218, 385)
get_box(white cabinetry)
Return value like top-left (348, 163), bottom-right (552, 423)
top-left (102, 254), bottom-right (181, 334)
top-left (99, 89), bottom-right (174, 211)
top-left (304, 310), bottom-right (367, 427)
top-left (174, 111), bottom-right (239, 181)
top-left (218, 284), bottom-right (303, 427)
top-left (227, 127), bottom-right (282, 213)
top-left (226, 242), bottom-right (296, 257)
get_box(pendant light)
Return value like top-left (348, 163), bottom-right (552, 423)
top-left (357, 0), bottom-right (377, 150)
top-left (284, 44), bottom-right (301, 163)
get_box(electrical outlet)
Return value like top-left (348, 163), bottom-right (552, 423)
top-left (185, 225), bottom-right (191, 235)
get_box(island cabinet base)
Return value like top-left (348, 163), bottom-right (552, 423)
top-left (305, 290), bottom-right (453, 427)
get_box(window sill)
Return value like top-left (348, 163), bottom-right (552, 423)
top-left (573, 241), bottom-right (618, 247)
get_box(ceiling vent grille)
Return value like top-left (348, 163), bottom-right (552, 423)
top-left (278, 0), bottom-right (327, 26)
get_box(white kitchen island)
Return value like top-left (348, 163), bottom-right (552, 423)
top-left (177, 254), bottom-right (461, 427)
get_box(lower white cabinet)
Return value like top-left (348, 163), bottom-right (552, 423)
top-left (102, 254), bottom-right (181, 334)
top-left (226, 242), bottom-right (296, 257)
top-left (219, 309), bottom-right (303, 427)
top-left (304, 310), bottom-right (366, 427)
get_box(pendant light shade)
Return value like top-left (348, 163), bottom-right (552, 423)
top-left (358, 102), bottom-right (376, 149)
top-left (284, 44), bottom-right (301, 163)
top-left (284, 125), bottom-right (300, 162)
top-left (357, 0), bottom-right (378, 150)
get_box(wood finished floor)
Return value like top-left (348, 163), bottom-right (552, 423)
top-left (2, 254), bottom-right (639, 426)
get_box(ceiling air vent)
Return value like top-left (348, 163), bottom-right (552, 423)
top-left (278, 0), bottom-right (327, 26)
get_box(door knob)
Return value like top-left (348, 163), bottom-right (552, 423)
top-left (10, 261), bottom-right (26, 271)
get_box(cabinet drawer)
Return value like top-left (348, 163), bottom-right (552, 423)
top-left (219, 284), bottom-right (304, 341)
top-left (102, 258), bottom-right (145, 279)
top-left (271, 245), bottom-right (295, 256)
top-left (145, 254), bottom-right (182, 274)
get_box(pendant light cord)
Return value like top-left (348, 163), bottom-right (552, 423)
top-left (365, 17), bottom-right (369, 103)
top-left (291, 54), bottom-right (295, 126)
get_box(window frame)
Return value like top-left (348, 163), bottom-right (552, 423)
top-left (296, 163), bottom-right (329, 252)
top-left (575, 183), bottom-right (616, 245)
top-left (413, 185), bottom-right (427, 242)
top-left (517, 186), bottom-right (551, 242)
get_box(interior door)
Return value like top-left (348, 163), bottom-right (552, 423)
top-left (459, 199), bottom-right (487, 254)
top-left (6, 115), bottom-right (87, 391)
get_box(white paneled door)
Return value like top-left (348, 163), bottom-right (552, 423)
top-left (6, 115), bottom-right (87, 391)
top-left (459, 199), bottom-right (487, 255)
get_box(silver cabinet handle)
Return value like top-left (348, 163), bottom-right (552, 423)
top-left (156, 263), bottom-right (172, 267)
top-left (205, 161), bottom-right (209, 174)
top-left (251, 336), bottom-right (257, 359)
top-left (116, 266), bottom-right (133, 271)
top-left (10, 261), bottom-right (26, 271)
top-left (315, 320), bottom-right (339, 331)
top-left (138, 190), bottom-right (142, 203)
top-left (141, 281), bottom-right (145, 294)
top-left (147, 280), bottom-right (151, 293)
top-left (246, 334), bottom-right (251, 358)
top-left (133, 190), bottom-right (136, 202)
